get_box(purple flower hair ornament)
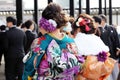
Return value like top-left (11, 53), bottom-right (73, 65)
top-left (97, 51), bottom-right (107, 62)
top-left (39, 17), bottom-right (57, 32)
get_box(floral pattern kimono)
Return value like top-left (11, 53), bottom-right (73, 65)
top-left (22, 33), bottom-right (81, 80)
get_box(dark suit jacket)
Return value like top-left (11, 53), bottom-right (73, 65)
top-left (0, 31), bottom-right (8, 54)
top-left (6, 27), bottom-right (26, 58)
top-left (98, 25), bottom-right (120, 59)
top-left (25, 30), bottom-right (36, 54)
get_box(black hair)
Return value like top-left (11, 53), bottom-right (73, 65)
top-left (6, 16), bottom-right (17, 25)
top-left (21, 23), bottom-right (25, 28)
top-left (0, 25), bottom-right (6, 30)
top-left (92, 15), bottom-right (102, 24)
top-left (24, 20), bottom-right (34, 29)
top-left (99, 14), bottom-right (107, 22)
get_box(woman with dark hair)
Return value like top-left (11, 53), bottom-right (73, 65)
top-left (22, 3), bottom-right (81, 80)
top-left (24, 20), bottom-right (36, 54)
top-left (73, 13), bottom-right (115, 80)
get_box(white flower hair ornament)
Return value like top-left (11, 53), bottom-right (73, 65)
top-left (48, 19), bottom-right (57, 28)
top-left (76, 17), bottom-right (83, 26)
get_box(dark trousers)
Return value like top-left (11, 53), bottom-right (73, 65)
top-left (5, 57), bottom-right (24, 80)
top-left (0, 51), bottom-right (4, 64)
top-left (0, 53), bottom-right (3, 64)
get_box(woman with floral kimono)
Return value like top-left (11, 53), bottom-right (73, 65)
top-left (73, 13), bottom-right (116, 80)
top-left (22, 3), bottom-right (81, 80)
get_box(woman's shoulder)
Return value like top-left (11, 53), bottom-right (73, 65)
top-left (63, 34), bottom-right (74, 43)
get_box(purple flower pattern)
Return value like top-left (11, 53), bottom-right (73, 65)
top-left (97, 51), bottom-right (107, 62)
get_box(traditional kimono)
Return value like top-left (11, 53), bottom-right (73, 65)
top-left (22, 33), bottom-right (80, 80)
top-left (74, 33), bottom-right (116, 80)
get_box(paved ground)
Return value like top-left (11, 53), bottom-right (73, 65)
top-left (0, 56), bottom-right (5, 80)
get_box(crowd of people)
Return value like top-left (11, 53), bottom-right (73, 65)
top-left (0, 2), bottom-right (120, 80)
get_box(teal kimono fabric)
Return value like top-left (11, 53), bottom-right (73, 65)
top-left (22, 34), bottom-right (80, 80)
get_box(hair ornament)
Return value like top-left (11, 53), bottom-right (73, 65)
top-left (39, 17), bottom-right (57, 32)
top-left (48, 19), bottom-right (57, 28)
top-left (76, 17), bottom-right (91, 32)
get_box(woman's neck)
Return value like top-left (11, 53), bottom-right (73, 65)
top-left (49, 29), bottom-right (65, 40)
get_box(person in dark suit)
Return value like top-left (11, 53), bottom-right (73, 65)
top-left (24, 20), bottom-right (36, 54)
top-left (99, 14), bottom-right (120, 80)
top-left (0, 25), bottom-right (7, 65)
top-left (99, 14), bottom-right (120, 59)
top-left (5, 16), bottom-right (26, 80)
